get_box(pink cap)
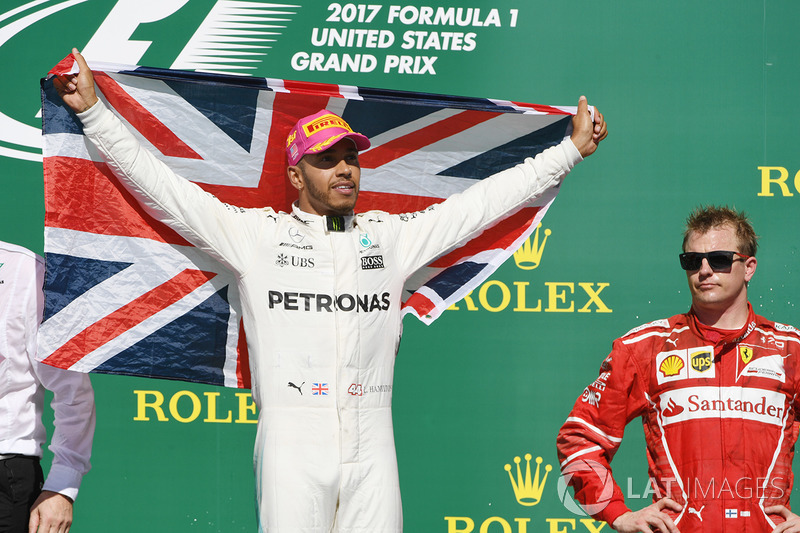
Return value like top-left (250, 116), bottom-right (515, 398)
top-left (286, 110), bottom-right (371, 166)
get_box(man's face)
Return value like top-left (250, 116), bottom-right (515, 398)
top-left (683, 224), bottom-right (756, 314)
top-left (288, 139), bottom-right (361, 216)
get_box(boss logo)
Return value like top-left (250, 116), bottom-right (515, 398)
top-left (361, 255), bottom-right (385, 270)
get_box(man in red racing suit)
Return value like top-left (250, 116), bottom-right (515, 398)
top-left (557, 206), bottom-right (800, 533)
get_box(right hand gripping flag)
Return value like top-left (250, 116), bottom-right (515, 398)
top-left (40, 56), bottom-right (580, 388)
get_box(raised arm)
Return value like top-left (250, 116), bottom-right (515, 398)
top-left (53, 48), bottom-right (98, 113)
top-left (390, 95), bottom-right (607, 277)
top-left (51, 48), bottom-right (264, 273)
top-left (570, 95), bottom-right (608, 158)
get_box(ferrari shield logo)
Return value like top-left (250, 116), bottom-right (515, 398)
top-left (739, 345), bottom-right (754, 364)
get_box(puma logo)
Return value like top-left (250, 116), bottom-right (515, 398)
top-left (688, 506), bottom-right (704, 522)
top-left (288, 381), bottom-right (305, 395)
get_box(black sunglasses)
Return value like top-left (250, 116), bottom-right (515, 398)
top-left (679, 250), bottom-right (750, 271)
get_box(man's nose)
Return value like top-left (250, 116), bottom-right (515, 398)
top-left (698, 257), bottom-right (714, 275)
top-left (336, 159), bottom-right (351, 175)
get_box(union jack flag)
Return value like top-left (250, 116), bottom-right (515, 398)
top-left (39, 55), bottom-right (580, 388)
top-left (312, 383), bottom-right (329, 396)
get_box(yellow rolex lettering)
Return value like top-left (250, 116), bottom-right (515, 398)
top-left (513, 281), bottom-right (542, 312)
top-left (236, 392), bottom-right (258, 424)
top-left (449, 294), bottom-right (476, 311)
top-left (133, 390), bottom-right (168, 421)
top-left (514, 519), bottom-right (530, 533)
top-left (444, 228), bottom-right (618, 316)
top-left (580, 519), bottom-right (608, 533)
top-left (133, 389), bottom-right (258, 423)
top-left (757, 166), bottom-right (793, 197)
top-left (479, 517), bottom-right (512, 533)
top-left (547, 518), bottom-right (577, 533)
top-left (445, 516), bottom-right (475, 533)
top-left (578, 283), bottom-right (612, 313)
top-left (545, 282), bottom-right (574, 312)
top-left (443, 516), bottom-right (598, 532)
top-left (169, 390), bottom-right (202, 423)
top-left (448, 281), bottom-right (611, 313)
top-left (479, 280), bottom-right (511, 312)
top-left (203, 392), bottom-right (233, 423)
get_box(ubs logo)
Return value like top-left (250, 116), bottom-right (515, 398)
top-left (276, 254), bottom-right (315, 268)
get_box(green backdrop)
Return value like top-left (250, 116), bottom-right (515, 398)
top-left (1, 1), bottom-right (798, 531)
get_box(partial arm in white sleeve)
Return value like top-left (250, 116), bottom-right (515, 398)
top-left (393, 96), bottom-right (605, 275)
top-left (394, 137), bottom-right (582, 275)
top-left (30, 257), bottom-right (95, 499)
top-left (34, 365), bottom-right (95, 500)
top-left (77, 100), bottom-right (262, 274)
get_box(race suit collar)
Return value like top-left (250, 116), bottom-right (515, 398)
top-left (291, 203), bottom-right (354, 233)
top-left (687, 302), bottom-right (756, 354)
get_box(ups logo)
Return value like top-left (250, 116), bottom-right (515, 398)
top-left (691, 350), bottom-right (713, 372)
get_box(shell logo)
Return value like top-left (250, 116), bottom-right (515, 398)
top-left (659, 355), bottom-right (685, 377)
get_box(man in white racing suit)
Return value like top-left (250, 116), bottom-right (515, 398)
top-left (55, 48), bottom-right (607, 532)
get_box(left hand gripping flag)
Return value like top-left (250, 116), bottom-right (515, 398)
top-left (40, 55), bottom-right (580, 388)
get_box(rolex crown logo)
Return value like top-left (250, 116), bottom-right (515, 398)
top-left (513, 223), bottom-right (551, 270)
top-left (504, 453), bottom-right (552, 506)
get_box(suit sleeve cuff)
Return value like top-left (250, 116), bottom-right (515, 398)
top-left (600, 500), bottom-right (631, 529)
top-left (76, 99), bottom-right (108, 132)
top-left (42, 464), bottom-right (83, 501)
top-left (563, 137), bottom-right (584, 168)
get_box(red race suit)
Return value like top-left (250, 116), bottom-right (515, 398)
top-left (557, 304), bottom-right (800, 532)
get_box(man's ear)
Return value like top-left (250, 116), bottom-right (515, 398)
top-left (287, 165), bottom-right (303, 191)
top-left (744, 255), bottom-right (757, 283)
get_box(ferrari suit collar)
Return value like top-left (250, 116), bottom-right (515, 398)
top-left (687, 302), bottom-right (757, 354)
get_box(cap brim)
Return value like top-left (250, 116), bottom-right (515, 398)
top-left (307, 131), bottom-right (371, 155)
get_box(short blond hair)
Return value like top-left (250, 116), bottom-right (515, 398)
top-left (682, 205), bottom-right (758, 256)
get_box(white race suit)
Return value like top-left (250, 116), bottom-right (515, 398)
top-left (76, 100), bottom-right (583, 532)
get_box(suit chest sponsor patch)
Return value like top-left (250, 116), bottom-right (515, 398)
top-left (659, 386), bottom-right (786, 426)
top-left (656, 346), bottom-right (715, 384)
top-left (360, 255), bottom-right (385, 270)
top-left (738, 352), bottom-right (786, 383)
